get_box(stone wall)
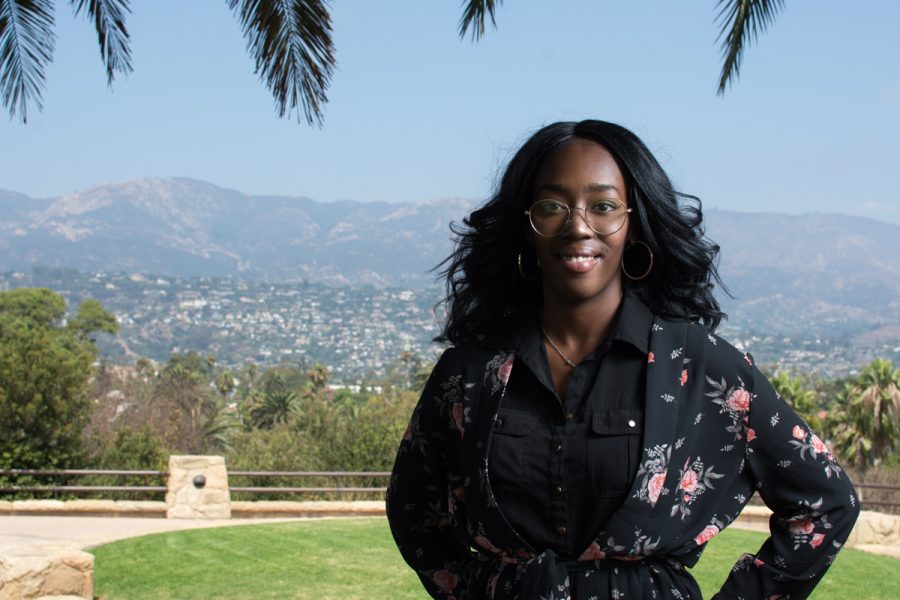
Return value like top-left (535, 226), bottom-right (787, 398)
top-left (165, 456), bottom-right (230, 519)
top-left (734, 505), bottom-right (900, 551)
top-left (0, 550), bottom-right (92, 600)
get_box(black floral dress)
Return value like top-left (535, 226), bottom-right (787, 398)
top-left (386, 316), bottom-right (859, 599)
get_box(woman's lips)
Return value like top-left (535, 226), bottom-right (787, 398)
top-left (557, 253), bottom-right (600, 272)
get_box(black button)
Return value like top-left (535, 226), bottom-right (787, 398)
top-left (565, 411), bottom-right (574, 420)
top-left (553, 442), bottom-right (563, 453)
top-left (557, 526), bottom-right (568, 536)
top-left (553, 485), bottom-right (564, 496)
top-left (495, 418), bottom-right (503, 427)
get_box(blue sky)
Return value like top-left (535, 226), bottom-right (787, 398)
top-left (1, 1), bottom-right (898, 222)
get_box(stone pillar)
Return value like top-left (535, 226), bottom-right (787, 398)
top-left (165, 455), bottom-right (231, 519)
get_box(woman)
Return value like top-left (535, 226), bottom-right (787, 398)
top-left (386, 120), bottom-right (858, 599)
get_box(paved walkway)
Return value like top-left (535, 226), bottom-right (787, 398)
top-left (0, 515), bottom-right (308, 554)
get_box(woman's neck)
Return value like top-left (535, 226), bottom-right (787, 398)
top-left (539, 284), bottom-right (624, 362)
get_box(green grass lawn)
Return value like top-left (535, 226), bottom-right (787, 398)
top-left (92, 518), bottom-right (899, 599)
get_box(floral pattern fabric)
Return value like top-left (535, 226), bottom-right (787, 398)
top-left (386, 317), bottom-right (859, 599)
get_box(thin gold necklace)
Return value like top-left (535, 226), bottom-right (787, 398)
top-left (540, 324), bottom-right (577, 368)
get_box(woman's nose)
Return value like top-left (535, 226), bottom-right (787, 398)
top-left (565, 207), bottom-right (593, 236)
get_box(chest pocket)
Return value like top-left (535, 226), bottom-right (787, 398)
top-left (588, 408), bottom-right (643, 498)
top-left (488, 409), bottom-right (538, 492)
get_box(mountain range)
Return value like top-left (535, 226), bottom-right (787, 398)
top-left (1, 177), bottom-right (899, 339)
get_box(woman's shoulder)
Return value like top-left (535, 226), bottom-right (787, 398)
top-left (432, 342), bottom-right (512, 374)
top-left (651, 314), bottom-right (759, 383)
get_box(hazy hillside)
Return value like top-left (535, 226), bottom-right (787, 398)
top-left (1, 177), bottom-right (898, 339)
top-left (0, 178), bottom-right (470, 287)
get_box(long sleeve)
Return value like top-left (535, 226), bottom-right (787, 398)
top-left (386, 349), bottom-right (478, 599)
top-left (713, 365), bottom-right (860, 599)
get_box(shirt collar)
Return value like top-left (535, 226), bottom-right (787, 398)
top-left (506, 290), bottom-right (653, 356)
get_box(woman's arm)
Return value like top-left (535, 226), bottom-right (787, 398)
top-left (386, 349), bottom-right (478, 599)
top-left (713, 365), bottom-right (860, 599)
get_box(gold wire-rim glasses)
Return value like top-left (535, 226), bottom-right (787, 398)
top-left (524, 199), bottom-right (632, 237)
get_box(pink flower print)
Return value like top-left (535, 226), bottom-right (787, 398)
top-left (647, 352), bottom-right (655, 364)
top-left (680, 369), bottom-right (688, 386)
top-left (497, 356), bottom-right (514, 385)
top-left (680, 469), bottom-right (699, 494)
top-left (578, 541), bottom-right (606, 561)
top-left (753, 558), bottom-right (765, 568)
top-left (743, 353), bottom-right (753, 365)
top-left (433, 570), bottom-right (459, 593)
top-left (726, 388), bottom-right (751, 412)
top-left (648, 471), bottom-right (666, 505)
top-left (452, 486), bottom-right (465, 502)
top-left (747, 428), bottom-right (756, 443)
top-left (452, 402), bottom-right (464, 434)
top-left (810, 434), bottom-right (828, 456)
top-left (792, 425), bottom-right (806, 440)
top-left (475, 535), bottom-right (501, 554)
top-left (693, 524), bottom-right (720, 546)
top-left (810, 533), bottom-right (825, 548)
top-left (789, 518), bottom-right (814, 535)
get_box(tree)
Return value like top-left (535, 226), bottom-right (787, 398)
top-left (1, 0), bottom-right (334, 124)
top-left (768, 369), bottom-right (823, 432)
top-left (157, 351), bottom-right (217, 452)
top-left (251, 389), bottom-right (300, 430)
top-left (215, 369), bottom-right (236, 398)
top-left (68, 298), bottom-right (119, 342)
top-left (461, 0), bottom-right (783, 94)
top-left (0, 288), bottom-right (116, 469)
top-left (830, 358), bottom-right (900, 471)
top-left (3, 1), bottom-right (781, 125)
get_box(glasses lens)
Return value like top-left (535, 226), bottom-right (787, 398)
top-left (529, 200), bottom-right (569, 236)
top-left (585, 202), bottom-right (628, 236)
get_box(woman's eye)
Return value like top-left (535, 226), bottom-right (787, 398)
top-left (535, 200), bottom-right (567, 213)
top-left (590, 201), bottom-right (619, 214)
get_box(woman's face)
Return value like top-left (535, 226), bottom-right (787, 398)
top-left (528, 138), bottom-right (630, 307)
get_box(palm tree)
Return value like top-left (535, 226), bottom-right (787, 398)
top-left (203, 402), bottom-right (241, 451)
top-left (251, 388), bottom-right (300, 430)
top-left (306, 363), bottom-right (329, 395)
top-left (459, 0), bottom-right (785, 94)
top-left (830, 358), bottom-right (900, 471)
top-left (3, 1), bottom-right (785, 125)
top-left (1, 0), bottom-right (334, 124)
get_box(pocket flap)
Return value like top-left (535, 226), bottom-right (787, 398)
top-left (493, 410), bottom-right (536, 436)
top-left (591, 409), bottom-right (642, 435)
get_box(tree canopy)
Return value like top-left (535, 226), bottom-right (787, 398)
top-left (0, 288), bottom-right (117, 469)
top-left (830, 359), bottom-right (900, 471)
top-left (2, 0), bottom-right (783, 125)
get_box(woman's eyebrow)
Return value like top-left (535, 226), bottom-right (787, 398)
top-left (536, 183), bottom-right (621, 195)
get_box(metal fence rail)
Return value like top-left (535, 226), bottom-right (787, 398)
top-left (1, 469), bottom-right (897, 509)
top-left (0, 469), bottom-right (390, 498)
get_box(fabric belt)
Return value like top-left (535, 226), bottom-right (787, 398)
top-left (515, 549), bottom-right (684, 600)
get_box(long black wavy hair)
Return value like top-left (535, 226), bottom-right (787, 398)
top-left (436, 119), bottom-right (727, 345)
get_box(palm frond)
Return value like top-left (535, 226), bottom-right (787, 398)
top-left (70, 0), bottom-right (132, 85)
top-left (228, 0), bottom-right (335, 126)
top-left (715, 0), bottom-right (784, 94)
top-left (458, 0), bottom-right (502, 41)
top-left (0, 0), bottom-right (55, 123)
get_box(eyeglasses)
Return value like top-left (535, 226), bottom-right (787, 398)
top-left (524, 199), bottom-right (632, 237)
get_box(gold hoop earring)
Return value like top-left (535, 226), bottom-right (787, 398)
top-left (622, 240), bottom-right (653, 281)
top-left (517, 249), bottom-right (540, 281)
